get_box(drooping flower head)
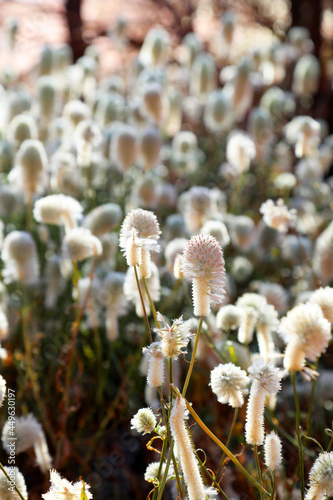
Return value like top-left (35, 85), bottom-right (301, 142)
top-left (279, 302), bottom-right (331, 371)
top-left (210, 362), bottom-right (249, 408)
top-left (33, 194), bottom-right (83, 232)
top-left (154, 312), bottom-right (194, 360)
top-left (42, 469), bottom-right (92, 499)
top-left (1, 231), bottom-right (39, 285)
top-left (62, 227), bottom-right (102, 262)
top-left (181, 234), bottom-right (226, 316)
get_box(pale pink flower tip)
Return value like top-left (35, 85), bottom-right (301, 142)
top-left (119, 208), bottom-right (161, 250)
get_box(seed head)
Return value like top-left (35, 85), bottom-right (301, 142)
top-left (131, 407), bottom-right (157, 435)
top-left (210, 362), bottom-right (249, 408)
top-left (155, 312), bottom-right (194, 360)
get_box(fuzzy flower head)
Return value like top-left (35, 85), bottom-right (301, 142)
top-left (62, 228), bottom-right (102, 262)
top-left (260, 199), bottom-right (297, 233)
top-left (144, 462), bottom-right (174, 485)
top-left (2, 414), bottom-right (42, 453)
top-left (130, 408), bottom-right (157, 435)
top-left (1, 231), bottom-right (39, 285)
top-left (279, 303), bottom-right (331, 371)
top-left (142, 342), bottom-right (164, 388)
top-left (0, 466), bottom-right (28, 500)
top-left (210, 362), bottom-right (250, 408)
top-left (181, 234), bottom-right (226, 316)
top-left (264, 431), bottom-right (282, 471)
top-left (119, 208), bottom-right (161, 258)
top-left (154, 312), bottom-right (194, 360)
top-left (0, 375), bottom-right (6, 408)
top-left (42, 469), bottom-right (92, 500)
top-left (248, 359), bottom-right (281, 395)
top-left (33, 195), bottom-right (83, 232)
top-left (306, 452), bottom-right (333, 498)
top-left (226, 131), bottom-right (256, 174)
top-left (309, 287), bottom-right (333, 323)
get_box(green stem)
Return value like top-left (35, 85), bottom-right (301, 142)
top-left (196, 452), bottom-right (229, 499)
top-left (216, 407), bottom-right (239, 480)
top-left (270, 471), bottom-right (276, 500)
top-left (157, 440), bottom-right (175, 500)
top-left (254, 445), bottom-right (264, 500)
top-left (305, 359), bottom-right (319, 436)
top-left (134, 266), bottom-right (152, 344)
top-left (181, 279), bottom-right (193, 309)
top-left (0, 463), bottom-right (26, 500)
top-left (143, 277), bottom-right (160, 328)
top-left (182, 316), bottom-right (204, 397)
top-left (291, 371), bottom-right (305, 500)
top-left (181, 394), bottom-right (270, 498)
top-left (152, 438), bottom-right (168, 500)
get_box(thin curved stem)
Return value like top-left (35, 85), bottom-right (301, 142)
top-left (254, 445), bottom-right (264, 500)
top-left (182, 316), bottom-right (204, 397)
top-left (134, 265), bottom-right (152, 344)
top-left (216, 407), bottom-right (239, 480)
top-left (291, 371), bottom-right (305, 499)
top-left (143, 277), bottom-right (160, 328)
top-left (305, 358), bottom-right (319, 436)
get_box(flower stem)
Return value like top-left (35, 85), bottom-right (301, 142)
top-left (196, 451), bottom-right (229, 499)
top-left (305, 358), bottom-right (319, 436)
top-left (179, 392), bottom-right (270, 498)
top-left (291, 371), bottom-right (305, 499)
top-left (216, 407), bottom-right (239, 480)
top-left (254, 445), bottom-right (264, 500)
top-left (182, 316), bottom-right (204, 398)
top-left (134, 265), bottom-right (152, 344)
top-left (143, 277), bottom-right (160, 328)
top-left (270, 471), bottom-right (276, 500)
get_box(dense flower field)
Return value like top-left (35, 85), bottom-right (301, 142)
top-left (0, 7), bottom-right (332, 500)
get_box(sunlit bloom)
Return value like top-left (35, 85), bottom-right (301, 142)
top-left (62, 227), bottom-right (102, 262)
top-left (120, 208), bottom-right (161, 278)
top-left (110, 124), bottom-right (137, 171)
top-left (181, 186), bottom-right (214, 234)
top-left (1, 231), bottom-right (39, 285)
top-left (226, 131), bottom-right (256, 174)
top-left (279, 303), bottom-right (331, 371)
top-left (154, 312), bottom-right (194, 360)
top-left (181, 234), bottom-right (226, 316)
top-left (309, 287), bottom-right (333, 323)
top-left (305, 452), bottom-right (333, 500)
top-left (170, 396), bottom-right (206, 500)
top-left (264, 431), bottom-right (282, 471)
top-left (245, 359), bottom-right (281, 446)
top-left (42, 469), bottom-right (93, 499)
top-left (260, 199), bottom-right (297, 233)
top-left (142, 342), bottom-right (164, 388)
top-left (210, 362), bottom-right (249, 408)
top-left (139, 127), bottom-right (161, 170)
top-left (144, 462), bottom-right (174, 484)
top-left (33, 194), bottom-right (83, 232)
top-left (0, 466), bottom-right (28, 500)
top-left (130, 408), bottom-right (157, 435)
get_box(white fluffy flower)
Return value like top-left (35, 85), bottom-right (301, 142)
top-left (260, 199), bottom-right (297, 233)
top-left (130, 407), bottom-right (157, 435)
top-left (155, 313), bottom-right (194, 360)
top-left (144, 461), bottom-right (174, 484)
top-left (226, 131), bottom-right (256, 173)
top-left (210, 362), bottom-right (249, 407)
top-left (0, 466), bottom-right (28, 500)
top-left (33, 194), bottom-right (83, 232)
top-left (42, 469), bottom-right (93, 499)
top-left (305, 452), bottom-right (333, 499)
top-left (264, 431), bottom-right (282, 471)
top-left (62, 227), bottom-right (102, 262)
top-left (1, 231), bottom-right (39, 285)
top-left (309, 287), bottom-right (333, 323)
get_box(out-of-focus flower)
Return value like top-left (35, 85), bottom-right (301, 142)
top-left (313, 221), bottom-right (333, 283)
top-left (284, 116), bottom-right (321, 158)
top-left (309, 287), bottom-right (333, 323)
top-left (124, 262), bottom-right (160, 317)
top-left (292, 54), bottom-right (320, 96)
top-left (139, 28), bottom-right (169, 67)
top-left (110, 124), bottom-right (137, 171)
top-left (34, 194), bottom-right (83, 232)
top-left (83, 203), bottom-right (122, 236)
top-left (226, 131), bottom-right (256, 174)
top-left (1, 231), bottom-right (39, 285)
top-left (62, 227), bottom-right (102, 262)
top-left (260, 198), bottom-right (297, 233)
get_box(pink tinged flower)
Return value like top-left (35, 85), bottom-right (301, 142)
top-left (170, 396), bottom-right (206, 500)
top-left (279, 303), bottom-right (331, 371)
top-left (264, 431), bottom-right (282, 471)
top-left (181, 234), bottom-right (226, 317)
